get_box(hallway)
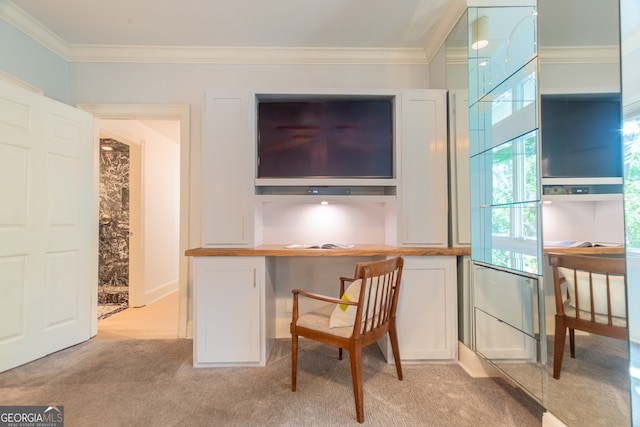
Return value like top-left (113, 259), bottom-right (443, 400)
top-left (96, 291), bottom-right (179, 340)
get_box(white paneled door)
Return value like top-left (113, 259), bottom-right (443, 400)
top-left (0, 79), bottom-right (95, 372)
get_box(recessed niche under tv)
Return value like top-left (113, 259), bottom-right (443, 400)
top-left (541, 93), bottom-right (623, 179)
top-left (256, 97), bottom-right (394, 180)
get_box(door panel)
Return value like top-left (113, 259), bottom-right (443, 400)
top-left (0, 79), bottom-right (95, 372)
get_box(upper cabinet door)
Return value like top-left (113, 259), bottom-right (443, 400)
top-left (203, 90), bottom-right (253, 246)
top-left (399, 90), bottom-right (448, 247)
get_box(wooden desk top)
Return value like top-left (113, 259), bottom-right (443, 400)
top-left (543, 246), bottom-right (625, 255)
top-left (185, 244), bottom-right (471, 257)
top-left (185, 245), bottom-right (623, 257)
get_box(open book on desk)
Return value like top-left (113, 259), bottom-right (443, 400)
top-left (544, 241), bottom-right (623, 248)
top-left (284, 243), bottom-right (355, 249)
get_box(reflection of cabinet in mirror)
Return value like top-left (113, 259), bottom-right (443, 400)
top-left (474, 265), bottom-right (537, 360)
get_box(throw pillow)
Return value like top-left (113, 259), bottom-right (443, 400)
top-left (329, 279), bottom-right (362, 328)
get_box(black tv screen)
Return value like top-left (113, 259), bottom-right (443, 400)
top-left (257, 99), bottom-right (393, 178)
top-left (541, 94), bottom-right (622, 178)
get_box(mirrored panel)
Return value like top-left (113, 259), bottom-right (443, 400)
top-left (470, 129), bottom-right (541, 275)
top-left (474, 264), bottom-right (543, 401)
top-left (539, 0), bottom-right (630, 425)
top-left (469, 58), bottom-right (538, 157)
top-left (468, 7), bottom-right (538, 107)
top-left (468, 5), bottom-right (541, 276)
top-left (468, 4), bottom-right (544, 407)
top-left (621, 0), bottom-right (640, 422)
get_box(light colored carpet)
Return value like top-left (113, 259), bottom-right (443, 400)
top-left (0, 338), bottom-right (543, 426)
top-left (545, 334), bottom-right (630, 427)
top-left (489, 333), bottom-right (631, 427)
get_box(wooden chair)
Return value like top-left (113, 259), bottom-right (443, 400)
top-left (290, 257), bottom-right (404, 423)
top-left (549, 254), bottom-right (628, 379)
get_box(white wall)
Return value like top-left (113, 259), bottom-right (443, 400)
top-left (0, 19), bottom-right (70, 103)
top-left (142, 125), bottom-right (180, 302)
top-left (259, 202), bottom-right (388, 245)
top-left (542, 200), bottom-right (625, 243)
top-left (429, 44), bottom-right (447, 89)
top-left (540, 62), bottom-right (621, 95)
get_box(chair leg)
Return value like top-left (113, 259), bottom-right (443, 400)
top-left (553, 315), bottom-right (566, 380)
top-left (569, 328), bottom-right (575, 358)
top-left (292, 334), bottom-right (298, 392)
top-left (389, 321), bottom-right (403, 381)
top-left (339, 348), bottom-right (343, 360)
top-left (349, 343), bottom-right (364, 423)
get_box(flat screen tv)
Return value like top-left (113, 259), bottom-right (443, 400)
top-left (541, 94), bottom-right (622, 179)
top-left (256, 98), bottom-right (393, 179)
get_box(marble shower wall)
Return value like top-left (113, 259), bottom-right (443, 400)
top-left (99, 138), bottom-right (130, 288)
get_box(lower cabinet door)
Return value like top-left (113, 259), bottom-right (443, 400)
top-left (193, 257), bottom-right (263, 366)
top-left (379, 256), bottom-right (458, 361)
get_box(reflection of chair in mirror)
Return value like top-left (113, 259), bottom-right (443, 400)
top-left (290, 257), bottom-right (404, 423)
top-left (549, 254), bottom-right (628, 379)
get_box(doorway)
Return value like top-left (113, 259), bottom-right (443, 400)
top-left (79, 104), bottom-right (190, 339)
top-left (98, 137), bottom-right (131, 320)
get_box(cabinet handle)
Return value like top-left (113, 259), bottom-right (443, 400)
top-left (253, 268), bottom-right (256, 288)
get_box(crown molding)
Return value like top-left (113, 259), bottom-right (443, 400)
top-left (423, 0), bottom-right (468, 64)
top-left (445, 45), bottom-right (620, 66)
top-left (539, 45), bottom-right (620, 64)
top-left (65, 45), bottom-right (429, 65)
top-left (445, 46), bottom-right (470, 65)
top-left (1, 1), bottom-right (428, 65)
top-left (0, 0), bottom-right (71, 58)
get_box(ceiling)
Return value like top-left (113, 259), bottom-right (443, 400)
top-left (5, 0), bottom-right (466, 63)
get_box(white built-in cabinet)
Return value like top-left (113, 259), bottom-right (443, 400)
top-left (193, 255), bottom-right (458, 366)
top-left (193, 257), bottom-right (275, 367)
top-left (202, 88), bottom-right (449, 247)
top-left (202, 90), bottom-right (253, 246)
top-left (378, 256), bottom-right (458, 361)
top-left (195, 87), bottom-right (456, 367)
top-left (399, 90), bottom-right (448, 247)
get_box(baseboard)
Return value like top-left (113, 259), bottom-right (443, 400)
top-left (457, 341), bottom-right (500, 377)
top-left (139, 280), bottom-right (179, 307)
top-left (185, 319), bottom-right (194, 339)
top-left (542, 411), bottom-right (568, 427)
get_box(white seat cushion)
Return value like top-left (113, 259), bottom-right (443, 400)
top-left (297, 304), bottom-right (354, 339)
